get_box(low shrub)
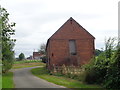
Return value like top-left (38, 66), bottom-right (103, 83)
top-left (83, 38), bottom-right (120, 89)
top-left (103, 46), bottom-right (120, 89)
top-left (41, 56), bottom-right (47, 63)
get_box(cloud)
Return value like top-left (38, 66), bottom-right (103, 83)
top-left (1, 0), bottom-right (119, 57)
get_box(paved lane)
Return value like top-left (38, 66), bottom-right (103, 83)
top-left (13, 67), bottom-right (66, 88)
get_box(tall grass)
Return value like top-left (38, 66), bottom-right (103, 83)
top-left (51, 65), bottom-right (86, 82)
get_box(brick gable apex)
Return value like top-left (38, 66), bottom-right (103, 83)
top-left (50, 17), bottom-right (95, 39)
top-left (46, 17), bottom-right (95, 49)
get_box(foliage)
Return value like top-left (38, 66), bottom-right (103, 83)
top-left (83, 54), bottom-right (108, 84)
top-left (1, 7), bottom-right (16, 73)
top-left (104, 46), bottom-right (120, 89)
top-left (41, 56), bottom-right (47, 63)
top-left (104, 37), bottom-right (116, 58)
top-left (38, 43), bottom-right (47, 63)
top-left (18, 53), bottom-right (25, 60)
top-left (95, 49), bottom-right (103, 56)
top-left (38, 43), bottom-right (46, 54)
top-left (83, 37), bottom-right (120, 89)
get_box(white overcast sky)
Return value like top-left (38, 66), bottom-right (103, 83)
top-left (1, 0), bottom-right (119, 58)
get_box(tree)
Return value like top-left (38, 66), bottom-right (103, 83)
top-left (38, 43), bottom-right (47, 63)
top-left (1, 7), bottom-right (16, 73)
top-left (19, 53), bottom-right (25, 60)
top-left (38, 43), bottom-right (46, 54)
top-left (95, 49), bottom-right (103, 56)
top-left (104, 37), bottom-right (116, 59)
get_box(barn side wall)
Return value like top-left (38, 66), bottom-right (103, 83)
top-left (47, 39), bottom-right (94, 70)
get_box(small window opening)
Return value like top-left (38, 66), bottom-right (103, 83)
top-left (69, 40), bottom-right (77, 55)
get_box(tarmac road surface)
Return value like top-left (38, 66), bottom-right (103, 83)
top-left (12, 66), bottom-right (66, 88)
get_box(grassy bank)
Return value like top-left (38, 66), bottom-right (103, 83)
top-left (2, 72), bottom-right (14, 88)
top-left (31, 67), bottom-right (101, 88)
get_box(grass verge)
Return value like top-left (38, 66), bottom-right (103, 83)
top-left (0, 63), bottom-right (2, 89)
top-left (0, 74), bottom-right (1, 89)
top-left (31, 67), bottom-right (101, 88)
top-left (2, 72), bottom-right (14, 88)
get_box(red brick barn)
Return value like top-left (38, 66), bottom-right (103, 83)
top-left (46, 17), bottom-right (95, 70)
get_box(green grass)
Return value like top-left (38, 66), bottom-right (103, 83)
top-left (0, 75), bottom-right (2, 89)
top-left (2, 72), bottom-right (14, 88)
top-left (0, 60), bottom-right (2, 89)
top-left (31, 67), bottom-right (101, 88)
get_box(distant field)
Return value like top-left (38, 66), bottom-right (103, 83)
top-left (14, 60), bottom-right (42, 64)
top-left (13, 60), bottom-right (45, 69)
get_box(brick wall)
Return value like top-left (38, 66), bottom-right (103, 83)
top-left (46, 17), bottom-right (95, 69)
